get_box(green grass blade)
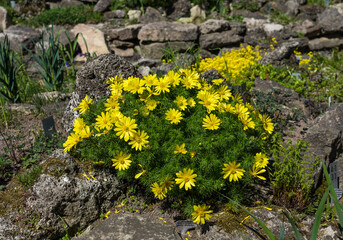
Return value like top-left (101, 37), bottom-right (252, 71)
top-left (322, 162), bottom-right (343, 231)
top-left (283, 211), bottom-right (303, 240)
top-left (279, 216), bottom-right (285, 240)
top-left (310, 187), bottom-right (330, 240)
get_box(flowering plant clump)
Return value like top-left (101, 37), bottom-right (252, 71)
top-left (63, 46), bottom-right (275, 223)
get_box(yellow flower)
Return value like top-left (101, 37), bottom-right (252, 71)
top-left (212, 78), bottom-right (224, 85)
top-left (128, 130), bottom-right (149, 151)
top-left (166, 70), bottom-right (181, 87)
top-left (114, 116), bottom-right (138, 142)
top-left (112, 152), bottom-right (132, 171)
top-left (135, 164), bottom-right (146, 179)
top-left (190, 151), bottom-right (196, 158)
top-left (79, 125), bottom-right (92, 138)
top-left (254, 152), bottom-right (269, 168)
top-left (174, 143), bottom-right (187, 154)
top-left (174, 96), bottom-right (188, 111)
top-left (187, 98), bottom-right (196, 107)
top-left (63, 133), bottom-right (81, 152)
top-left (235, 103), bottom-right (249, 118)
top-left (145, 98), bottom-right (159, 111)
top-left (231, 93), bottom-right (243, 103)
top-left (143, 74), bottom-right (158, 87)
top-left (259, 114), bottom-right (274, 134)
top-left (103, 211), bottom-right (111, 218)
top-left (165, 108), bottom-right (183, 125)
top-left (107, 75), bottom-right (123, 85)
top-left (249, 164), bottom-right (266, 180)
top-left (104, 96), bottom-right (120, 112)
top-left (191, 204), bottom-right (213, 225)
top-left (181, 70), bottom-right (200, 89)
top-left (151, 182), bottom-right (166, 200)
top-left (161, 176), bottom-right (174, 192)
top-left (96, 111), bottom-right (113, 130)
top-left (129, 77), bottom-right (145, 94)
top-left (239, 114), bottom-right (255, 131)
top-left (75, 94), bottom-right (93, 115)
top-left (198, 91), bottom-right (219, 112)
top-left (154, 76), bottom-right (170, 94)
top-left (217, 85), bottom-right (232, 101)
top-left (175, 168), bottom-right (197, 191)
top-left (203, 114), bottom-right (221, 130)
top-left (222, 161), bottom-right (245, 182)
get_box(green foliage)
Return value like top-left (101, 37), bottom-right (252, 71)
top-left (270, 140), bottom-right (320, 211)
top-left (270, 9), bottom-right (296, 25)
top-left (232, 0), bottom-right (260, 12)
top-left (26, 25), bottom-right (64, 91)
top-left (0, 35), bottom-right (21, 103)
top-left (26, 5), bottom-right (103, 27)
top-left (307, 0), bottom-right (330, 6)
top-left (17, 165), bottom-right (42, 188)
top-left (68, 67), bottom-right (275, 216)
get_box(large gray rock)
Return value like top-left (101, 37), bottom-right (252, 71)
top-left (139, 7), bottom-right (164, 24)
top-left (285, 0), bottom-right (300, 16)
top-left (63, 54), bottom-right (142, 132)
top-left (106, 24), bottom-right (143, 41)
top-left (199, 30), bottom-right (243, 50)
top-left (259, 40), bottom-right (299, 67)
top-left (318, 7), bottom-right (343, 35)
top-left (74, 213), bottom-right (176, 240)
top-left (309, 37), bottom-right (343, 51)
top-left (0, 6), bottom-right (12, 32)
top-left (139, 41), bottom-right (194, 59)
top-left (304, 104), bottom-right (343, 188)
top-left (93, 0), bottom-right (111, 13)
top-left (138, 22), bottom-right (198, 42)
top-left (168, 0), bottom-right (192, 20)
top-left (199, 19), bottom-right (230, 34)
top-left (0, 25), bottom-right (40, 54)
top-left (0, 149), bottom-right (123, 240)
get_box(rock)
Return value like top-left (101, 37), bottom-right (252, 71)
top-left (109, 40), bottom-right (135, 48)
top-left (106, 24), bottom-right (143, 41)
top-left (244, 27), bottom-right (267, 46)
top-left (73, 212), bottom-right (175, 240)
top-left (243, 17), bottom-right (269, 31)
top-left (139, 41), bottom-right (194, 59)
top-left (285, 0), bottom-right (300, 16)
top-left (292, 19), bottom-right (315, 35)
top-left (93, 0), bottom-right (110, 12)
top-left (298, 4), bottom-right (325, 22)
top-left (309, 37), bottom-right (343, 51)
top-left (104, 9), bottom-right (126, 19)
top-left (138, 65), bottom-right (150, 77)
top-left (263, 23), bottom-right (284, 37)
top-left (139, 7), bottom-right (164, 24)
top-left (199, 30), bottom-right (243, 50)
top-left (199, 19), bottom-right (230, 34)
top-left (201, 69), bottom-right (225, 84)
top-left (229, 21), bottom-right (247, 36)
top-left (304, 104), bottom-right (343, 188)
top-left (4, 103), bottom-right (36, 115)
top-left (127, 10), bottom-right (141, 21)
top-left (318, 7), bottom-right (343, 35)
top-left (23, 149), bottom-right (123, 239)
top-left (0, 25), bottom-right (40, 54)
top-left (259, 40), bottom-right (299, 67)
top-left (0, 6), bottom-right (12, 32)
top-left (132, 58), bottom-right (161, 67)
top-left (32, 91), bottom-right (67, 103)
top-left (55, 0), bottom-right (84, 8)
top-left (190, 5), bottom-right (206, 24)
top-left (70, 24), bottom-right (110, 57)
top-left (232, 9), bottom-right (267, 19)
top-left (112, 47), bottom-right (135, 58)
top-left (62, 54), bottom-right (142, 131)
top-left (138, 22), bottom-right (198, 42)
top-left (168, 0), bottom-right (192, 20)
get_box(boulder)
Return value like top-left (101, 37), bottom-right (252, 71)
top-left (71, 24), bottom-right (110, 57)
top-left (127, 10), bottom-right (141, 21)
top-left (199, 19), bottom-right (230, 34)
top-left (0, 149), bottom-right (124, 239)
top-left (168, 0), bottom-right (192, 20)
top-left (227, 22), bottom-right (247, 36)
top-left (244, 27), bottom-right (267, 46)
top-left (309, 37), bottom-right (343, 51)
top-left (109, 40), bottom-right (135, 48)
top-left (62, 54), bottom-right (142, 131)
top-left (104, 9), bottom-right (126, 19)
top-left (298, 4), bottom-right (325, 22)
top-left (199, 30), bottom-right (243, 50)
top-left (55, 0), bottom-right (83, 8)
top-left (190, 5), bottom-right (206, 24)
top-left (139, 7), bottom-right (164, 24)
top-left (318, 7), bottom-right (343, 35)
top-left (285, 0), bottom-right (300, 16)
top-left (304, 104), bottom-right (343, 188)
top-left (259, 40), bottom-right (299, 67)
top-left (139, 41), bottom-right (194, 59)
top-left (263, 23), bottom-right (284, 37)
top-left (0, 25), bottom-right (40, 54)
top-left (138, 22), bottom-right (198, 42)
top-left (106, 24), bottom-right (143, 41)
top-left (111, 47), bottom-right (135, 58)
top-left (0, 6), bottom-right (12, 32)
top-left (93, 0), bottom-right (111, 13)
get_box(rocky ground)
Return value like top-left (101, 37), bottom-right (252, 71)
top-left (1, 0), bottom-right (343, 239)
